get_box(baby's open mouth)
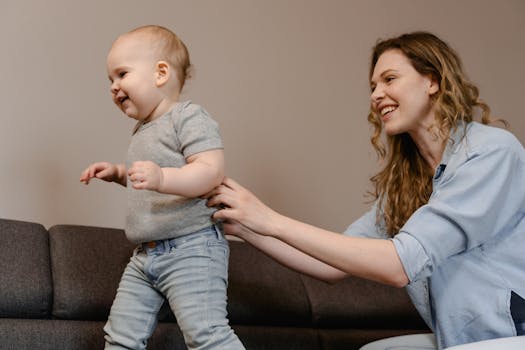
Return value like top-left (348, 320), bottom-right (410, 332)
top-left (118, 96), bottom-right (129, 105)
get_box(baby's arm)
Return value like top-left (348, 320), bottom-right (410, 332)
top-left (128, 149), bottom-right (224, 198)
top-left (80, 162), bottom-right (127, 187)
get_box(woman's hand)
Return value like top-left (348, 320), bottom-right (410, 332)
top-left (206, 179), bottom-right (408, 287)
top-left (206, 177), bottom-right (279, 236)
top-left (221, 220), bottom-right (258, 240)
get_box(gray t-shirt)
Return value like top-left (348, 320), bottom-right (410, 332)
top-left (125, 101), bottom-right (223, 243)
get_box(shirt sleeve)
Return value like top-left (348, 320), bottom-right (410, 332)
top-left (393, 143), bottom-right (524, 283)
top-left (343, 203), bottom-right (389, 239)
top-left (175, 103), bottom-right (223, 158)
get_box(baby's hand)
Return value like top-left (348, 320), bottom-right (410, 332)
top-left (128, 161), bottom-right (163, 191)
top-left (80, 162), bottom-right (120, 184)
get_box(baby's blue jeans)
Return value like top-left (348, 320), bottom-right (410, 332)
top-left (104, 225), bottom-right (245, 350)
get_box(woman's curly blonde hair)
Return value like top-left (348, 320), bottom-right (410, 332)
top-left (367, 31), bottom-right (504, 237)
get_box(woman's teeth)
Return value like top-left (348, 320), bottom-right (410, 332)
top-left (381, 106), bottom-right (396, 116)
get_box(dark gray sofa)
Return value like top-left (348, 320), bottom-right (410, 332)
top-left (0, 218), bottom-right (429, 349)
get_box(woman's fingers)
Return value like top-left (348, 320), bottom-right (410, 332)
top-left (204, 177), bottom-right (246, 201)
top-left (212, 206), bottom-right (230, 221)
top-left (222, 177), bottom-right (241, 190)
top-left (206, 183), bottom-right (235, 206)
top-left (201, 185), bottom-right (222, 200)
top-left (222, 220), bottom-right (246, 236)
top-left (207, 177), bottom-right (267, 231)
top-left (209, 192), bottom-right (236, 211)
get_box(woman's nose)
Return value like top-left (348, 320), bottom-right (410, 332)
top-left (370, 84), bottom-right (384, 104)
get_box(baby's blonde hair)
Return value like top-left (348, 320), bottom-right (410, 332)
top-left (128, 25), bottom-right (192, 91)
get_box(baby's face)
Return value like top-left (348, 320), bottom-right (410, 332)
top-left (106, 34), bottom-right (162, 122)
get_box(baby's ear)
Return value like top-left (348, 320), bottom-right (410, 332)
top-left (155, 61), bottom-right (170, 87)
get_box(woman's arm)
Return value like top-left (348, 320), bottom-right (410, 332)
top-left (207, 177), bottom-right (409, 287)
top-left (224, 220), bottom-right (348, 283)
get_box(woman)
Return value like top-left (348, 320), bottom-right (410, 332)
top-left (206, 32), bottom-right (525, 349)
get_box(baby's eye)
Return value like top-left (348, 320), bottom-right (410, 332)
top-left (119, 71), bottom-right (127, 78)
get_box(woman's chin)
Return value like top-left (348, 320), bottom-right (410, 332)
top-left (384, 124), bottom-right (399, 137)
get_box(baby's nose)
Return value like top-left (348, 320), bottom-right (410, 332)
top-left (110, 81), bottom-right (119, 94)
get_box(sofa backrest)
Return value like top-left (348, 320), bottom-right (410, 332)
top-left (1, 219), bottom-right (427, 332)
top-left (302, 273), bottom-right (425, 329)
top-left (228, 241), bottom-right (426, 330)
top-left (49, 224), bottom-right (135, 320)
top-left (228, 240), bottom-right (312, 326)
top-left (0, 219), bottom-right (52, 319)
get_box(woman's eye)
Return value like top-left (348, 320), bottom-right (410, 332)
top-left (385, 76), bottom-right (395, 82)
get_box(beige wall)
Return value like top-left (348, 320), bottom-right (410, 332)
top-left (1, 0), bottom-right (524, 231)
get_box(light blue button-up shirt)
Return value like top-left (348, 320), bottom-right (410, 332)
top-left (344, 122), bottom-right (525, 349)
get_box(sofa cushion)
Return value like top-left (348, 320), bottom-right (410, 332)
top-left (227, 241), bottom-right (311, 326)
top-left (0, 319), bottom-right (105, 350)
top-left (318, 328), bottom-right (427, 350)
top-left (0, 219), bottom-right (52, 318)
top-left (49, 225), bottom-right (136, 320)
top-left (234, 325), bottom-right (321, 350)
top-left (302, 275), bottom-right (428, 329)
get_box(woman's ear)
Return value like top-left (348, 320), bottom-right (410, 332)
top-left (155, 61), bottom-right (170, 87)
top-left (428, 76), bottom-right (439, 96)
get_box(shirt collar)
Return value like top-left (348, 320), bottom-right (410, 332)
top-left (434, 122), bottom-right (469, 180)
top-left (440, 122), bottom-right (469, 167)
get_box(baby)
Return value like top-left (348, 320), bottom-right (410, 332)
top-left (80, 25), bottom-right (244, 350)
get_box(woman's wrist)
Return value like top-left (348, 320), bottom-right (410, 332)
top-left (266, 210), bottom-right (288, 239)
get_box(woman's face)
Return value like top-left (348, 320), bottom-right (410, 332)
top-left (370, 49), bottom-right (439, 137)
